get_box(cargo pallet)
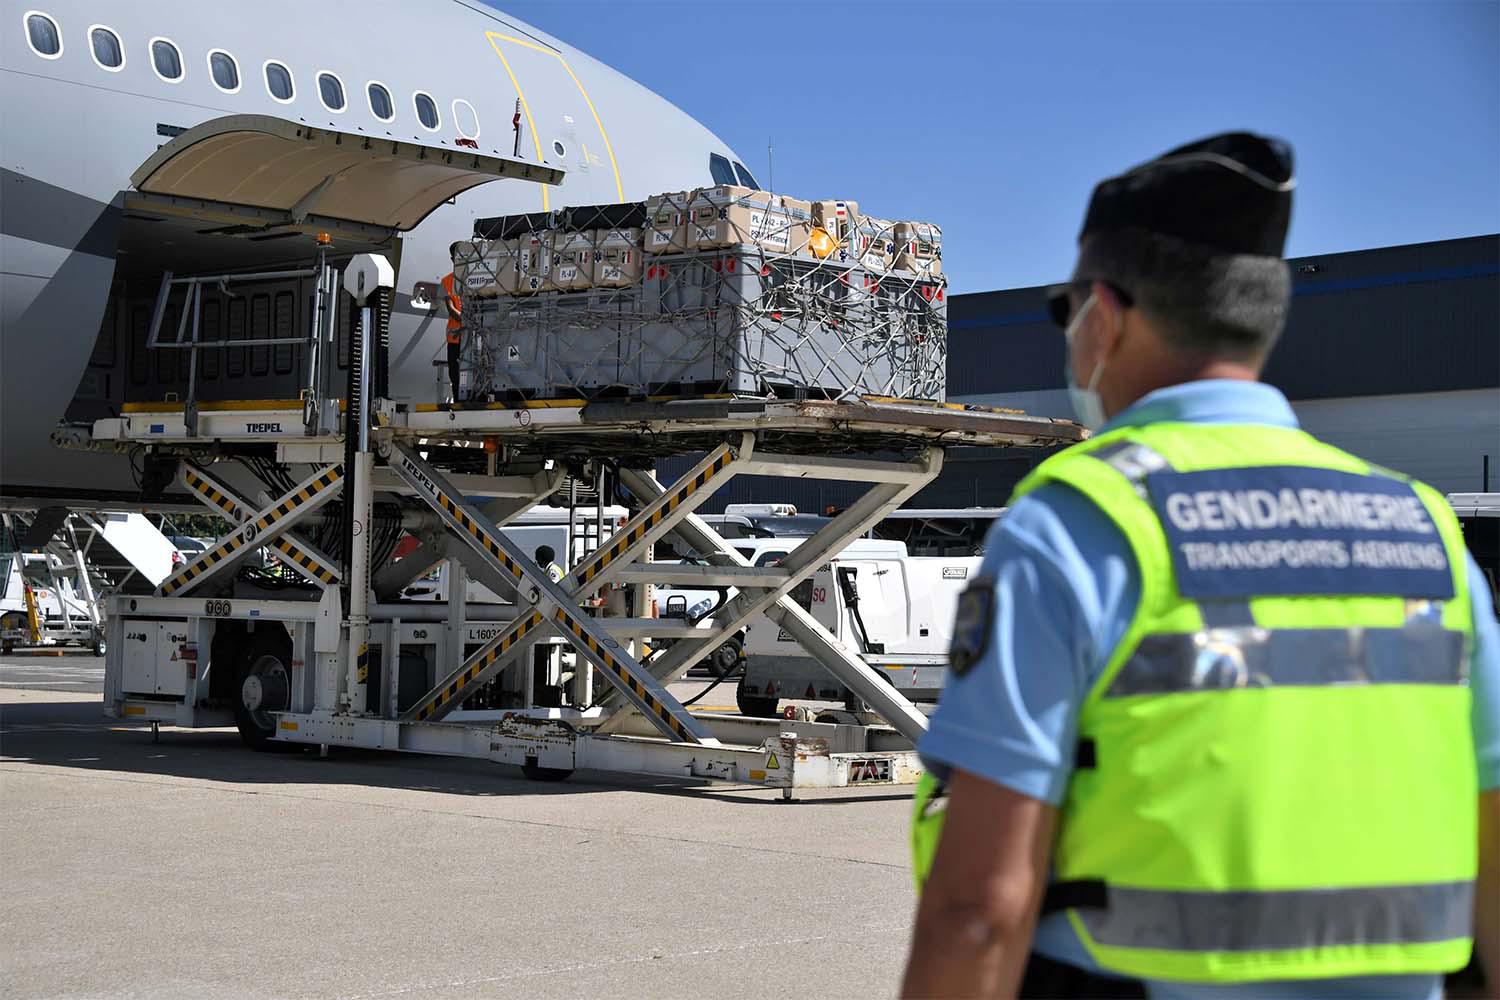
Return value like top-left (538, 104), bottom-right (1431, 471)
top-left (80, 256), bottom-right (1083, 796)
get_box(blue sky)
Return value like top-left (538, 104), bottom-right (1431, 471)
top-left (500, 1), bottom-right (1499, 293)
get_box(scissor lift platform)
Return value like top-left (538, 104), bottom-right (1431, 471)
top-left (90, 395), bottom-right (1076, 453)
top-left (87, 390), bottom-right (1083, 795)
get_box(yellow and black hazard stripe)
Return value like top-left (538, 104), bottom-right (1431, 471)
top-left (250, 466), bottom-right (343, 534)
top-left (355, 643), bottom-right (370, 683)
top-left (184, 467), bottom-right (340, 586)
top-left (183, 468), bottom-right (244, 519)
top-left (553, 607), bottom-right (696, 742)
top-left (575, 448), bottom-right (734, 587)
top-left (412, 611), bottom-right (544, 722)
top-left (160, 533), bottom-right (251, 596)
top-left (271, 539), bottom-right (340, 585)
top-left (161, 465), bottom-right (342, 597)
top-left (434, 491), bottom-right (526, 580)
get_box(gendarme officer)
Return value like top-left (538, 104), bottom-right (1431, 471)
top-left (900, 132), bottom-right (1500, 999)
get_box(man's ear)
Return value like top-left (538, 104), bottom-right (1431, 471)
top-left (1090, 281), bottom-right (1127, 354)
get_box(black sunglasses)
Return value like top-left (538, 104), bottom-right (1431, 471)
top-left (1045, 280), bottom-right (1134, 329)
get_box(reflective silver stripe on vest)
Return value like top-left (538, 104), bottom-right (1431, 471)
top-left (1106, 625), bottom-right (1467, 697)
top-left (1078, 881), bottom-right (1473, 952)
top-left (1091, 440), bottom-right (1172, 499)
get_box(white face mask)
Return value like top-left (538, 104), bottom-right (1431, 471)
top-left (1063, 293), bottom-right (1109, 430)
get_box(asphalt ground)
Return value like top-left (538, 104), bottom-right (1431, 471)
top-left (0, 655), bottom-right (917, 999)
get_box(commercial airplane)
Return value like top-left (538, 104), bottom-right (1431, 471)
top-left (0, 0), bottom-right (759, 506)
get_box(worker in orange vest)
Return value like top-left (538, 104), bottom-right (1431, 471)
top-left (442, 245), bottom-right (464, 401)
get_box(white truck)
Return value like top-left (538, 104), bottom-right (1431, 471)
top-left (735, 542), bottom-right (979, 716)
top-left (655, 534), bottom-right (979, 716)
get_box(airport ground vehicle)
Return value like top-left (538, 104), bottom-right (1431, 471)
top-left (0, 549), bottom-right (104, 654)
top-left (86, 254), bottom-right (1081, 794)
top-left (735, 542), bottom-right (981, 717)
top-left (868, 507), bottom-right (1005, 556)
top-left (656, 536), bottom-right (909, 685)
top-left (1450, 493), bottom-right (1499, 616)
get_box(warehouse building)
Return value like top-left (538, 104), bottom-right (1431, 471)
top-left (687, 233), bottom-right (1499, 513)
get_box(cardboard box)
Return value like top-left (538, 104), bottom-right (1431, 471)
top-left (452, 240), bottom-right (489, 294)
top-left (470, 239), bottom-right (523, 296)
top-left (851, 217), bottom-right (897, 271)
top-left (894, 221), bottom-right (943, 279)
top-left (686, 186), bottom-right (812, 255)
top-left (592, 228), bottom-right (643, 287)
top-left (549, 231), bottom-right (595, 292)
top-left (811, 200), bottom-right (860, 244)
top-left (644, 192), bottom-right (692, 254)
top-left (516, 232), bottom-right (552, 294)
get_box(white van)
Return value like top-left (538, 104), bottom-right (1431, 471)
top-left (656, 537), bottom-right (905, 678)
top-left (402, 504), bottom-right (628, 603)
top-left (735, 544), bottom-right (980, 716)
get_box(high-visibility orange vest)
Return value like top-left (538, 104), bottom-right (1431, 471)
top-left (441, 272), bottom-right (462, 344)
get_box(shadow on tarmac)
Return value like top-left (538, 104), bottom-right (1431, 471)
top-left (0, 697), bottom-right (914, 805)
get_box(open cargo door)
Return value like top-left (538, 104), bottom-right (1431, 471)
top-left (127, 114), bottom-right (564, 241)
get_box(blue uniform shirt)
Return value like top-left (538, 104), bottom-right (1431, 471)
top-left (919, 379), bottom-right (1500, 1000)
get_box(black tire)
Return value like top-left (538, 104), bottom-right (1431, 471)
top-left (91, 638), bottom-right (106, 656)
top-left (710, 638), bottom-right (743, 677)
top-left (735, 675), bottom-right (779, 718)
top-left (2, 641), bottom-right (13, 655)
top-left (522, 759), bottom-right (574, 782)
top-left (232, 633), bottom-right (298, 752)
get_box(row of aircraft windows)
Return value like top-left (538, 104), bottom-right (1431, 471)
top-left (23, 11), bottom-right (471, 136)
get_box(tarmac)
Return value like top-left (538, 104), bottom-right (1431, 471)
top-left (0, 655), bottom-right (917, 999)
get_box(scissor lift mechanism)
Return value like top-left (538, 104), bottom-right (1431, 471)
top-left (88, 259), bottom-right (1082, 793)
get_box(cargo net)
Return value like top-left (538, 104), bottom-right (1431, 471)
top-left (450, 190), bottom-right (946, 405)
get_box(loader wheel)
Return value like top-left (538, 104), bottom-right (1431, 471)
top-left (232, 634), bottom-right (296, 752)
top-left (735, 676), bottom-right (779, 718)
top-left (710, 638), bottom-right (743, 677)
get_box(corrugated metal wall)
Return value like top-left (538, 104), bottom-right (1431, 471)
top-left (947, 234), bottom-right (1500, 401)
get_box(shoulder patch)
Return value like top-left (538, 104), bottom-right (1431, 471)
top-left (949, 579), bottom-right (996, 677)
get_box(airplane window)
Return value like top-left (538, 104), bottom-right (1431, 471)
top-left (208, 50), bottom-right (240, 93)
top-left (733, 161), bottom-right (761, 190)
top-left (553, 140), bottom-right (566, 158)
top-left (452, 99), bottom-right (480, 139)
top-left (317, 72), bottom-right (345, 112)
top-left (150, 38), bottom-right (182, 81)
top-left (367, 82), bottom-right (394, 122)
top-left (89, 26), bottom-right (123, 70)
top-left (708, 153), bottom-right (736, 186)
top-left (24, 13), bottom-right (61, 58)
top-left (414, 92), bottom-right (440, 131)
top-left (264, 61), bottom-right (293, 102)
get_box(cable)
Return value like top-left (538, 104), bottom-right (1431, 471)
top-left (679, 638), bottom-right (744, 708)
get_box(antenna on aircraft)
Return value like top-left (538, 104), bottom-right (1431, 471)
top-left (513, 99), bottom-right (523, 157)
top-left (768, 138), bottom-right (774, 192)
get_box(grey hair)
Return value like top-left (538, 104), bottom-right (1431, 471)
top-left (1074, 227), bottom-right (1292, 360)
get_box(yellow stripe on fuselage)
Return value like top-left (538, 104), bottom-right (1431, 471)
top-left (484, 31), bottom-right (625, 206)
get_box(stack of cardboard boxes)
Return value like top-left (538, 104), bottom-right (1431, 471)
top-left (456, 188), bottom-right (941, 294)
